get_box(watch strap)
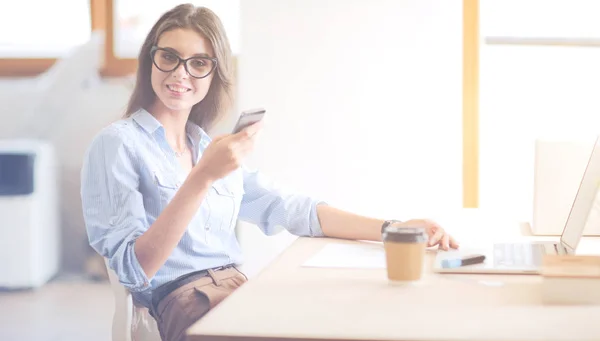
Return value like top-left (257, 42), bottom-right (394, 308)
top-left (381, 219), bottom-right (403, 234)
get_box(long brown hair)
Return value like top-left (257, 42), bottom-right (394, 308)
top-left (124, 4), bottom-right (234, 131)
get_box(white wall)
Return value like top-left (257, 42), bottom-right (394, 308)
top-left (235, 0), bottom-right (463, 277)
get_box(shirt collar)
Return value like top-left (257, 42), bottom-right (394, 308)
top-left (132, 108), bottom-right (162, 134)
top-left (132, 108), bottom-right (212, 147)
top-left (185, 120), bottom-right (211, 148)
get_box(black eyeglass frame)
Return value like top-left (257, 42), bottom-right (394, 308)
top-left (150, 46), bottom-right (218, 79)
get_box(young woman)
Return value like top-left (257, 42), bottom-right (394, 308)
top-left (80, 4), bottom-right (458, 341)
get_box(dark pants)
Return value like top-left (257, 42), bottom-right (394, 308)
top-left (149, 266), bottom-right (248, 341)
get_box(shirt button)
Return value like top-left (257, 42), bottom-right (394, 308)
top-left (109, 218), bottom-right (116, 226)
top-left (206, 224), bottom-right (210, 230)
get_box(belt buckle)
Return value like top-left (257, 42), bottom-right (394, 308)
top-left (214, 264), bottom-right (231, 272)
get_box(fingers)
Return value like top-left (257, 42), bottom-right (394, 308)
top-left (439, 234), bottom-right (450, 251)
top-left (399, 218), bottom-right (458, 250)
top-left (428, 226), bottom-right (444, 248)
top-left (236, 137), bottom-right (255, 156)
top-left (217, 121), bottom-right (260, 150)
top-left (449, 235), bottom-right (460, 249)
top-left (433, 229), bottom-right (459, 251)
top-left (234, 120), bottom-right (263, 141)
top-left (215, 128), bottom-right (257, 168)
top-left (212, 134), bottom-right (228, 140)
top-left (430, 227), bottom-right (459, 251)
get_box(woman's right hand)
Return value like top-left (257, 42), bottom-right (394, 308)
top-left (193, 121), bottom-right (263, 183)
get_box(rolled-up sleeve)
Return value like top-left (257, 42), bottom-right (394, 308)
top-left (238, 167), bottom-right (327, 237)
top-left (80, 127), bottom-right (151, 292)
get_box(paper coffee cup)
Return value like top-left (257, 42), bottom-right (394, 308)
top-left (382, 226), bottom-right (428, 282)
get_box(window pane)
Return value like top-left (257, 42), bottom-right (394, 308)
top-left (115, 0), bottom-right (240, 58)
top-left (479, 44), bottom-right (600, 220)
top-left (481, 0), bottom-right (600, 39)
top-left (0, 1), bottom-right (91, 58)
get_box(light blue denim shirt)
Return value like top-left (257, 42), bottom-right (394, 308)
top-left (80, 109), bottom-right (325, 308)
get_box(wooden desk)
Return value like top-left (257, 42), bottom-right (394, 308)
top-left (188, 219), bottom-right (600, 341)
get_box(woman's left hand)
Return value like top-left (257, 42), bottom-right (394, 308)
top-left (394, 219), bottom-right (459, 251)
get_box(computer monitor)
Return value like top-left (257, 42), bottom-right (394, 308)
top-left (559, 136), bottom-right (600, 252)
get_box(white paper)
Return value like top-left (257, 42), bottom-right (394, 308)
top-left (302, 243), bottom-right (386, 269)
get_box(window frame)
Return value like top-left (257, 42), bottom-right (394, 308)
top-left (0, 0), bottom-right (136, 77)
top-left (463, 0), bottom-right (479, 208)
top-left (102, 0), bottom-right (137, 77)
top-left (0, 0), bottom-right (105, 76)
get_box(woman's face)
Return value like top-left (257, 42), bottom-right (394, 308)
top-left (150, 28), bottom-right (216, 115)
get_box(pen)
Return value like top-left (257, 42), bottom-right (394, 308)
top-left (441, 254), bottom-right (486, 269)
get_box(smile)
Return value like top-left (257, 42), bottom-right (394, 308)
top-left (166, 84), bottom-right (191, 93)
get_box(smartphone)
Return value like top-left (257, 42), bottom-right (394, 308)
top-left (232, 108), bottom-right (266, 134)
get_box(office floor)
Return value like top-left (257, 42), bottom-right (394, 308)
top-left (0, 275), bottom-right (113, 341)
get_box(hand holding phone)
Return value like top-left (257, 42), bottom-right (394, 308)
top-left (233, 108), bottom-right (266, 134)
top-left (195, 108), bottom-right (266, 182)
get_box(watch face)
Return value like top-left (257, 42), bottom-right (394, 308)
top-left (381, 220), bottom-right (394, 233)
top-left (382, 220), bottom-right (402, 233)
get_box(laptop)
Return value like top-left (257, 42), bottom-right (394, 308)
top-left (433, 136), bottom-right (600, 274)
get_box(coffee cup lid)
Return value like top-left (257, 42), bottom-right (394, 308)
top-left (382, 226), bottom-right (428, 243)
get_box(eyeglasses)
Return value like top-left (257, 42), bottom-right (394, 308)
top-left (150, 46), bottom-right (218, 79)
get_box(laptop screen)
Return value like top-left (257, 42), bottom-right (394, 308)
top-left (561, 136), bottom-right (600, 251)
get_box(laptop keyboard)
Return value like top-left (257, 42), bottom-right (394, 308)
top-left (493, 243), bottom-right (568, 268)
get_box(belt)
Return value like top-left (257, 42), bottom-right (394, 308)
top-left (151, 264), bottom-right (234, 313)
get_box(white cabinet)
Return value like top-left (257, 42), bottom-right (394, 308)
top-left (0, 140), bottom-right (60, 288)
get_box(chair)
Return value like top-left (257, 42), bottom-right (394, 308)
top-left (102, 222), bottom-right (285, 340)
top-left (104, 259), bottom-right (162, 341)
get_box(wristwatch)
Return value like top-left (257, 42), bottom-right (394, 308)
top-left (381, 219), bottom-right (403, 233)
